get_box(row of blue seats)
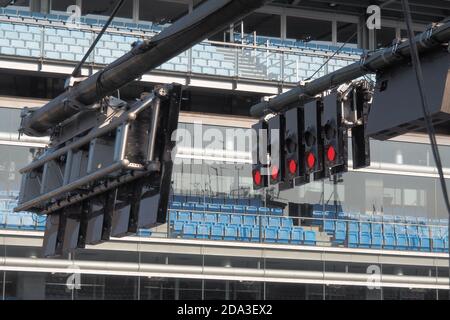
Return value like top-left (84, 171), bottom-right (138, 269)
top-left (0, 8), bottom-right (166, 33)
top-left (331, 229), bottom-right (449, 253)
top-left (313, 210), bottom-right (448, 225)
top-left (323, 220), bottom-right (448, 238)
top-left (234, 34), bottom-right (364, 55)
top-left (169, 211), bottom-right (293, 227)
top-left (169, 202), bottom-right (283, 215)
top-left (172, 195), bottom-right (262, 207)
top-left (172, 222), bottom-right (316, 245)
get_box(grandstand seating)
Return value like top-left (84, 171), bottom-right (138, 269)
top-left (0, 9), bottom-right (358, 83)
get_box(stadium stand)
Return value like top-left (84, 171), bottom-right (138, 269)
top-left (1, 194), bottom-right (448, 253)
top-left (0, 9), bottom-right (358, 83)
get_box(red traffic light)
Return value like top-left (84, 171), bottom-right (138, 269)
top-left (307, 152), bottom-right (316, 169)
top-left (288, 159), bottom-right (297, 175)
top-left (326, 145), bottom-right (336, 162)
top-left (271, 166), bottom-right (279, 180)
top-left (253, 169), bottom-right (262, 185)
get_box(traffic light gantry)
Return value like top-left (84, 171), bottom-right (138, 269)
top-left (252, 80), bottom-right (372, 192)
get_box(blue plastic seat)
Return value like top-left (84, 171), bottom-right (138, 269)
top-left (177, 211), bottom-right (191, 222)
top-left (281, 217), bottom-right (294, 228)
top-left (419, 236), bottom-right (431, 251)
top-left (245, 206), bottom-right (258, 214)
top-left (170, 201), bottom-right (181, 209)
top-left (230, 214), bottom-right (242, 225)
top-left (217, 213), bottom-right (231, 225)
top-left (396, 234), bottom-right (408, 250)
top-left (211, 224), bottom-right (224, 240)
top-left (372, 223), bottom-right (382, 234)
top-left (224, 225), bottom-right (238, 241)
top-left (243, 215), bottom-right (256, 226)
top-left (271, 208), bottom-right (283, 215)
top-left (182, 202), bottom-right (195, 211)
top-left (169, 211), bottom-right (177, 223)
top-left (207, 203), bottom-right (221, 212)
top-left (405, 216), bottom-right (417, 224)
top-left (418, 225), bottom-right (430, 237)
top-left (182, 223), bottom-right (196, 239)
top-left (268, 217), bottom-right (281, 227)
top-left (250, 227), bottom-right (261, 242)
top-left (395, 224), bottom-right (407, 235)
top-left (334, 230), bottom-right (346, 244)
top-left (291, 227), bottom-right (304, 244)
top-left (348, 221), bottom-right (359, 233)
top-left (371, 233), bottom-right (383, 249)
top-left (360, 222), bottom-right (371, 234)
top-left (264, 227), bottom-right (278, 243)
top-left (304, 230), bottom-right (316, 245)
top-left (417, 217), bottom-right (427, 225)
top-left (325, 211), bottom-right (336, 219)
top-left (444, 236), bottom-right (449, 252)
top-left (196, 224), bottom-right (210, 239)
top-left (233, 205), bottom-right (245, 214)
top-left (194, 203), bottom-right (207, 211)
top-left (323, 220), bottom-right (335, 234)
top-left (407, 234), bottom-right (420, 251)
top-left (432, 237), bottom-right (445, 252)
top-left (384, 234), bottom-right (396, 250)
top-left (348, 232), bottom-right (359, 248)
top-left (238, 226), bottom-right (251, 241)
top-left (277, 227), bottom-right (291, 244)
top-left (383, 224), bottom-right (395, 235)
top-left (431, 226), bottom-right (445, 237)
top-left (359, 232), bottom-right (371, 248)
top-left (172, 221), bottom-right (184, 236)
top-left (221, 205), bottom-right (233, 213)
top-left (406, 225), bottom-right (418, 235)
top-left (336, 221), bottom-right (346, 233)
top-left (204, 213), bottom-right (216, 224)
top-left (191, 212), bottom-right (204, 223)
top-left (258, 207), bottom-right (271, 215)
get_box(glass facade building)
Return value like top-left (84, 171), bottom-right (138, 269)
top-left (0, 0), bottom-right (449, 300)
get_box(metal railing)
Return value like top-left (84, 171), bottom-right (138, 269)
top-left (0, 14), bottom-right (360, 84)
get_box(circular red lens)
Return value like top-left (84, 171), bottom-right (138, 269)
top-left (288, 159), bottom-right (297, 174)
top-left (307, 152), bottom-right (316, 169)
top-left (271, 166), bottom-right (279, 180)
top-left (253, 170), bottom-right (262, 185)
top-left (327, 146), bottom-right (336, 162)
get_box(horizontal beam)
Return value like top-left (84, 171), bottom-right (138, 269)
top-left (250, 18), bottom-right (450, 117)
top-left (0, 256), bottom-right (448, 289)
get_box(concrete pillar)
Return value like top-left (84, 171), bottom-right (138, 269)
top-left (332, 19), bottom-right (337, 45)
top-left (40, 0), bottom-right (50, 13)
top-left (133, 0), bottom-right (139, 22)
top-left (280, 14), bottom-right (287, 40)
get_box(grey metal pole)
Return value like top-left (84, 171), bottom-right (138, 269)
top-left (250, 19), bottom-right (450, 118)
top-left (21, 0), bottom-right (268, 136)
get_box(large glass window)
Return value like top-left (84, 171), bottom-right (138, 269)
top-left (139, 0), bottom-right (188, 24)
top-left (287, 16), bottom-right (332, 43)
top-left (82, 0), bottom-right (132, 19)
top-left (51, 0), bottom-right (77, 12)
top-left (243, 13), bottom-right (281, 38)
